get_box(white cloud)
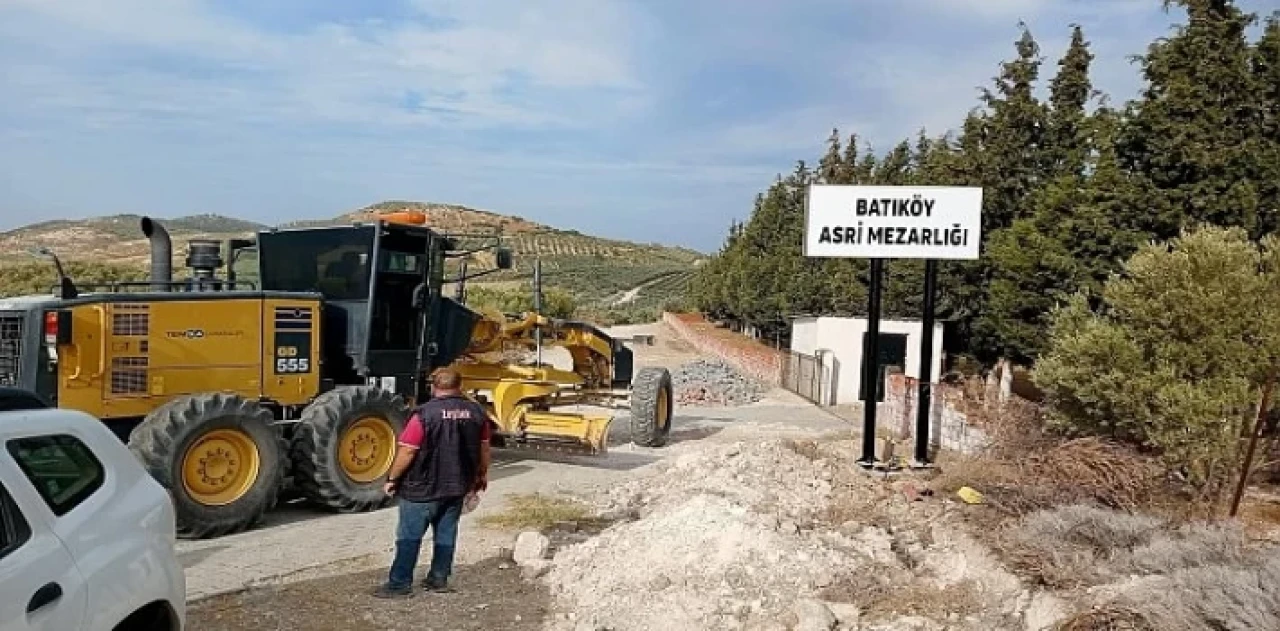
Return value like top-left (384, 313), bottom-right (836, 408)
top-left (0, 0), bottom-right (651, 131)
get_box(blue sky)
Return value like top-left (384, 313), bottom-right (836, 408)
top-left (0, 0), bottom-right (1275, 252)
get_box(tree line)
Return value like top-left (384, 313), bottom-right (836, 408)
top-left (690, 0), bottom-right (1280, 369)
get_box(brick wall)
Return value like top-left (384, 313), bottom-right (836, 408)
top-left (883, 373), bottom-right (988, 456)
top-left (662, 312), bottom-right (783, 386)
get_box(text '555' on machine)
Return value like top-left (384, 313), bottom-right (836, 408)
top-left (0, 210), bottom-right (673, 539)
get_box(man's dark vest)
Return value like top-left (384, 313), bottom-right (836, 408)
top-left (398, 394), bottom-right (487, 502)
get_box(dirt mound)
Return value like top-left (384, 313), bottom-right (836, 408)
top-left (540, 440), bottom-right (1024, 630)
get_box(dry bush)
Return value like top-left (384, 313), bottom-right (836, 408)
top-left (818, 572), bottom-right (981, 622)
top-left (1057, 607), bottom-right (1157, 631)
top-left (932, 392), bottom-right (1172, 519)
top-left (994, 505), bottom-right (1161, 588)
top-left (860, 579), bottom-right (983, 621)
top-left (992, 504), bottom-right (1255, 590)
top-left (965, 395), bottom-right (1056, 454)
top-left (935, 437), bottom-right (1167, 521)
top-left (1059, 554), bottom-right (1280, 631)
top-left (1127, 521), bottom-right (1250, 575)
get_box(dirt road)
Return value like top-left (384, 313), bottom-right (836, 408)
top-left (184, 321), bottom-right (849, 628)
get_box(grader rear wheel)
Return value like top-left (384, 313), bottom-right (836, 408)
top-left (290, 386), bottom-right (409, 513)
top-left (128, 393), bottom-right (286, 539)
top-left (629, 366), bottom-right (674, 447)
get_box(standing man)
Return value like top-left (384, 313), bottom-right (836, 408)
top-left (375, 368), bottom-right (491, 598)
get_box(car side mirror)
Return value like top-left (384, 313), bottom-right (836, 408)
top-left (495, 247), bottom-right (513, 270)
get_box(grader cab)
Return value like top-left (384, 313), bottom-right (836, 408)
top-left (0, 213), bottom-right (672, 539)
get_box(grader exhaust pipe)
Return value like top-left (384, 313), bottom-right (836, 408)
top-left (140, 216), bottom-right (172, 290)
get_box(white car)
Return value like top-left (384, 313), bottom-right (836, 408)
top-left (0, 388), bottom-right (185, 631)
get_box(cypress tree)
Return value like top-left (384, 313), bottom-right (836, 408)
top-left (981, 24), bottom-right (1108, 361)
top-left (1254, 14), bottom-right (1280, 235)
top-left (979, 23), bottom-right (1050, 233)
top-left (1046, 25), bottom-right (1097, 177)
top-left (1116, 0), bottom-right (1263, 238)
top-left (817, 129), bottom-right (844, 184)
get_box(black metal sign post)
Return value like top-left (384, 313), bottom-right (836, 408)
top-left (914, 259), bottom-right (938, 467)
top-left (858, 258), bottom-right (884, 467)
top-left (803, 184), bottom-right (983, 472)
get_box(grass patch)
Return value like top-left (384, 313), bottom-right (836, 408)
top-left (477, 493), bottom-right (597, 531)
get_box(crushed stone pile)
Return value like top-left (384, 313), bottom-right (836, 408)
top-left (539, 440), bottom-right (1022, 630)
top-left (671, 359), bottom-right (767, 407)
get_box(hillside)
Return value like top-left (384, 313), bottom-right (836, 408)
top-left (0, 201), bottom-right (703, 322)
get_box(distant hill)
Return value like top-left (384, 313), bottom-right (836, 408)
top-left (0, 201), bottom-right (703, 322)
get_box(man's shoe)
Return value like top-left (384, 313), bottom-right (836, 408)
top-left (373, 584), bottom-right (414, 599)
top-left (422, 577), bottom-right (454, 593)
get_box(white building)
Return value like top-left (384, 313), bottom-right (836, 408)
top-left (789, 316), bottom-right (945, 405)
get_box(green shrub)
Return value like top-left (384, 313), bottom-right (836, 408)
top-left (1035, 225), bottom-right (1280, 494)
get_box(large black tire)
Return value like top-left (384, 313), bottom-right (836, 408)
top-left (630, 366), bottom-right (674, 447)
top-left (128, 393), bottom-right (285, 539)
top-left (290, 386), bottom-right (409, 513)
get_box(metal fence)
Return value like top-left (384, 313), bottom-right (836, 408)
top-left (781, 350), bottom-right (833, 406)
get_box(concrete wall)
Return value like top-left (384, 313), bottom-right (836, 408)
top-left (788, 316), bottom-right (944, 405)
top-left (662, 312), bottom-right (783, 386)
top-left (883, 373), bottom-right (988, 456)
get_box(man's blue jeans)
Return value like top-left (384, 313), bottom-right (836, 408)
top-left (386, 495), bottom-right (464, 589)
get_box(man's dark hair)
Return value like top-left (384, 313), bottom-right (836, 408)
top-left (432, 368), bottom-right (462, 391)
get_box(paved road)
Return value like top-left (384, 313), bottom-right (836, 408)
top-left (177, 323), bottom-right (851, 601)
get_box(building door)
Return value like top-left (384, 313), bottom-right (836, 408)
top-left (859, 332), bottom-right (908, 402)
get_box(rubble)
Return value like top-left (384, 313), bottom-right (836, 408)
top-left (671, 359), bottom-right (767, 407)
top-left (540, 439), bottom-right (1021, 630)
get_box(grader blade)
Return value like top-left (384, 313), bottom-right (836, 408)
top-left (508, 411), bottom-right (614, 455)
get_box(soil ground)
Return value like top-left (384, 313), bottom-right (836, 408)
top-left (181, 321), bottom-right (851, 628)
top-left (188, 556), bottom-right (550, 630)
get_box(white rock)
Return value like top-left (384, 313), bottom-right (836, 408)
top-left (827, 602), bottom-right (861, 626)
top-left (513, 531), bottom-right (550, 565)
top-left (795, 599), bottom-right (837, 631)
top-left (1023, 591), bottom-right (1069, 631)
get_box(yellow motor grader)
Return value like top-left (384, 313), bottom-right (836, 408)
top-left (0, 211), bottom-right (672, 538)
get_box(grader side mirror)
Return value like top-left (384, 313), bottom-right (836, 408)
top-left (495, 247), bottom-right (514, 270)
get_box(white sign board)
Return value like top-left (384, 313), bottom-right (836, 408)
top-left (803, 185), bottom-right (983, 260)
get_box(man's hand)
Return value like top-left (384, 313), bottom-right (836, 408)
top-left (472, 475), bottom-right (488, 492)
top-left (383, 480), bottom-right (398, 496)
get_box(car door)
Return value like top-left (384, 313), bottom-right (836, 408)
top-left (0, 476), bottom-right (87, 631)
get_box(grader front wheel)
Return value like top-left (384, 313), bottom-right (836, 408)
top-left (128, 393), bottom-right (286, 539)
top-left (290, 386), bottom-right (409, 513)
top-left (630, 366), bottom-right (674, 447)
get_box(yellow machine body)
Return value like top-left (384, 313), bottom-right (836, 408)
top-left (4, 211), bottom-right (672, 540)
top-left (441, 310), bottom-right (672, 455)
top-left (53, 294), bottom-right (322, 417)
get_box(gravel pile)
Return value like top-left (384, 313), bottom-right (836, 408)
top-left (671, 359), bottom-right (767, 407)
